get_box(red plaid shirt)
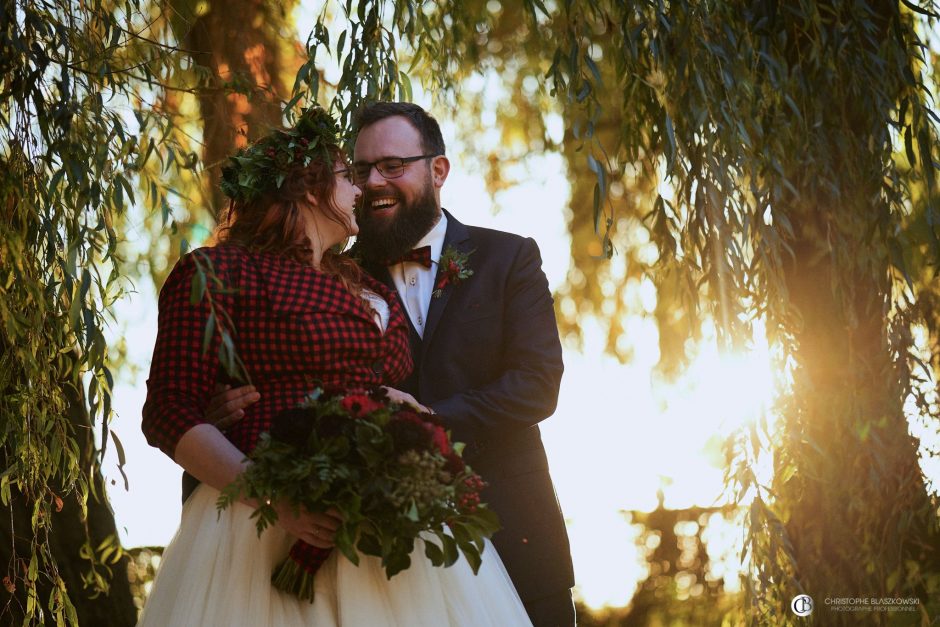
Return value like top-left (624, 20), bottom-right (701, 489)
top-left (142, 244), bottom-right (413, 459)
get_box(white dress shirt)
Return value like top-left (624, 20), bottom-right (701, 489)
top-left (387, 213), bottom-right (448, 338)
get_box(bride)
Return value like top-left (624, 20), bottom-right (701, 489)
top-left (137, 107), bottom-right (532, 626)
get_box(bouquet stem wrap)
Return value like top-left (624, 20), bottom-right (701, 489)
top-left (271, 542), bottom-right (331, 600)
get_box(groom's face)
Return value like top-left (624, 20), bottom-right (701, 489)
top-left (353, 116), bottom-right (444, 261)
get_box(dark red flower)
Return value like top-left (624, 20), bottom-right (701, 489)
top-left (444, 452), bottom-right (465, 475)
top-left (340, 393), bottom-right (383, 417)
top-left (387, 416), bottom-right (432, 453)
top-left (421, 412), bottom-right (444, 427)
top-left (314, 413), bottom-right (345, 439)
top-left (393, 409), bottom-right (426, 425)
top-left (270, 408), bottom-right (314, 446)
top-left (428, 424), bottom-right (451, 456)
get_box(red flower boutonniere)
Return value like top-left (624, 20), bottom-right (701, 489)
top-left (433, 246), bottom-right (474, 298)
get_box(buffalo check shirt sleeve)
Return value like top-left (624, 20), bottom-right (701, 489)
top-left (142, 249), bottom-right (239, 459)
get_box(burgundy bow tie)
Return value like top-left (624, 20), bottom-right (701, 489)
top-left (385, 245), bottom-right (432, 268)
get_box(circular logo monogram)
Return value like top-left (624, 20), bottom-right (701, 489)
top-left (791, 594), bottom-right (814, 617)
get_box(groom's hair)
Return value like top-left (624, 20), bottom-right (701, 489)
top-left (354, 102), bottom-right (446, 156)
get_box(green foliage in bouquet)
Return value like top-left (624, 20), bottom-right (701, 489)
top-left (216, 387), bottom-right (499, 600)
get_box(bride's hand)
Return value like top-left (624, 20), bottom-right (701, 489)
top-left (381, 387), bottom-right (432, 413)
top-left (273, 504), bottom-right (343, 549)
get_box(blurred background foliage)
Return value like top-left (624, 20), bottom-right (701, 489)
top-left (3, 0), bottom-right (940, 624)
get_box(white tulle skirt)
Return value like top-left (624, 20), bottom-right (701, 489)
top-left (137, 484), bottom-right (532, 627)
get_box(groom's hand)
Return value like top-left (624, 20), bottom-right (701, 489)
top-left (206, 383), bottom-right (260, 430)
top-left (381, 386), bottom-right (433, 414)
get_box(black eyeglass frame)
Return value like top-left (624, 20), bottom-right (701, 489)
top-left (351, 153), bottom-right (441, 184)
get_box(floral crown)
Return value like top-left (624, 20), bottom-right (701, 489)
top-left (220, 107), bottom-right (341, 203)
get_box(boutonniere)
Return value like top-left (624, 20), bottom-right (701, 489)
top-left (433, 246), bottom-right (474, 298)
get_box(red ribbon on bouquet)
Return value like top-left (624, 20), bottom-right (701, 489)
top-left (270, 541), bottom-right (332, 600)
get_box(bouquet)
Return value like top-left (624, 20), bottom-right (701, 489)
top-left (216, 387), bottom-right (500, 601)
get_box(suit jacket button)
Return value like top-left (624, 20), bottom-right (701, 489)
top-left (371, 359), bottom-right (384, 375)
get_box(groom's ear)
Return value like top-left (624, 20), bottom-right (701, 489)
top-left (431, 155), bottom-right (450, 189)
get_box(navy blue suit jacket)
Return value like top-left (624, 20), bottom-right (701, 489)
top-left (364, 210), bottom-right (575, 602)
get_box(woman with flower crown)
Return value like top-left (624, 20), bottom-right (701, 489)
top-left (136, 108), bottom-right (532, 626)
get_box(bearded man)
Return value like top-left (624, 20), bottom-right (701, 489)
top-left (351, 102), bottom-right (575, 626)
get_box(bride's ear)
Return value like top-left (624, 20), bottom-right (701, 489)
top-left (304, 191), bottom-right (320, 209)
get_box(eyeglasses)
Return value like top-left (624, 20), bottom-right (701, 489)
top-left (351, 154), bottom-right (440, 184)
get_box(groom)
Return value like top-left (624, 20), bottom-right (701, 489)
top-left (351, 102), bottom-right (575, 626)
top-left (210, 102), bottom-right (575, 625)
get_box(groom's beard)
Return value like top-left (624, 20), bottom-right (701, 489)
top-left (356, 179), bottom-right (439, 264)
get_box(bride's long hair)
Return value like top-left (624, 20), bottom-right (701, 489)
top-left (213, 145), bottom-right (364, 293)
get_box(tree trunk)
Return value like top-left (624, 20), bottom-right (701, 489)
top-left (764, 5), bottom-right (940, 621)
top-left (179, 0), bottom-right (292, 215)
top-left (0, 362), bottom-right (136, 626)
top-left (782, 231), bottom-right (937, 614)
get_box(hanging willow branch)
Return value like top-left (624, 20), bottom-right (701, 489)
top-left (0, 0), bottom-right (198, 622)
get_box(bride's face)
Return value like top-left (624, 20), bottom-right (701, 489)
top-left (331, 164), bottom-right (361, 238)
top-left (303, 164), bottom-right (361, 251)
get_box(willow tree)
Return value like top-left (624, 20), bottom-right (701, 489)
top-left (553, 5), bottom-right (940, 622)
top-left (5, 0), bottom-right (940, 623)
top-left (296, 0), bottom-right (940, 623)
top-left (0, 1), bottom-right (183, 623)
top-left (1, 0), bottom-right (300, 623)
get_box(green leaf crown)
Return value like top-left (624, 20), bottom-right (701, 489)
top-left (220, 106), bottom-right (341, 203)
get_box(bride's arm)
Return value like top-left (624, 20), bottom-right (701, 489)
top-left (142, 249), bottom-right (237, 460)
top-left (143, 250), bottom-right (339, 547)
top-left (174, 424), bottom-right (340, 548)
top-left (173, 423), bottom-right (248, 494)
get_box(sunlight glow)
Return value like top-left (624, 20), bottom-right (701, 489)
top-left (905, 325), bottom-right (940, 496)
top-left (539, 317), bottom-right (778, 609)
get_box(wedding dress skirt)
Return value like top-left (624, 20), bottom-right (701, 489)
top-left (137, 484), bottom-right (533, 626)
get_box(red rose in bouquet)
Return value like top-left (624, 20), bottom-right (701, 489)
top-left (340, 393), bottom-right (383, 417)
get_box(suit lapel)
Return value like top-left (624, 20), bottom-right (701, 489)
top-left (422, 211), bottom-right (471, 354)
